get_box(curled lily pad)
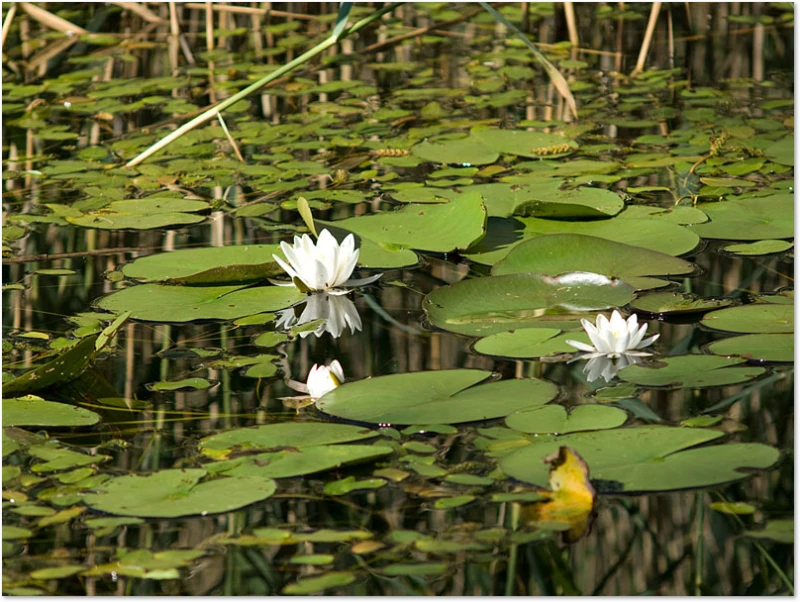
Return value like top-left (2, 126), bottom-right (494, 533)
top-left (424, 273), bottom-right (634, 337)
top-left (501, 426), bottom-right (779, 492)
top-left (690, 194), bottom-right (793, 241)
top-left (701, 304), bottom-right (793, 334)
top-left (83, 468), bottom-right (277, 517)
top-left (121, 245), bottom-right (284, 284)
top-left (3, 396), bottom-right (100, 427)
top-left (631, 292), bottom-right (733, 315)
top-left (618, 355), bottom-right (766, 388)
top-left (491, 234), bottom-right (693, 291)
top-left (506, 404), bottom-right (628, 435)
top-left (317, 369), bottom-right (558, 425)
top-left (96, 283), bottom-right (305, 323)
top-left (706, 334), bottom-right (793, 363)
top-left (512, 183), bottom-right (625, 219)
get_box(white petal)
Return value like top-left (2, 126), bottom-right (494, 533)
top-left (628, 322), bottom-right (648, 349)
top-left (566, 339), bottom-right (596, 353)
top-left (328, 360), bottom-right (345, 384)
top-left (637, 333), bottom-right (660, 349)
top-left (273, 253), bottom-right (300, 282)
top-left (342, 273), bottom-right (383, 288)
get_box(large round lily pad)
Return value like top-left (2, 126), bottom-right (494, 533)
top-left (491, 234), bottom-right (693, 291)
top-left (618, 355), bottom-right (766, 388)
top-left (690, 194), bottom-right (793, 240)
top-left (701, 304), bottom-right (793, 334)
top-left (121, 245), bottom-right (283, 284)
top-left (423, 272), bottom-right (634, 337)
top-left (83, 469), bottom-right (277, 517)
top-left (506, 404), bottom-right (628, 435)
top-left (316, 370), bottom-right (558, 425)
top-left (723, 240), bottom-right (793, 256)
top-left (3, 396), bottom-right (100, 428)
top-left (706, 334), bottom-right (793, 363)
top-left (96, 283), bottom-right (305, 322)
top-left (66, 198), bottom-right (208, 230)
top-left (199, 422), bottom-right (377, 457)
top-left (471, 128), bottom-right (578, 158)
top-left (412, 139), bottom-right (499, 166)
top-left (500, 426), bottom-right (779, 492)
top-left (512, 184), bottom-right (625, 219)
top-left (321, 190), bottom-right (486, 253)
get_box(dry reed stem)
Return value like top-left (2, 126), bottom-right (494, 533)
top-left (183, 3), bottom-right (319, 20)
top-left (631, 1), bottom-right (661, 76)
top-left (112, 2), bottom-right (166, 24)
top-left (563, 2), bottom-right (579, 48)
top-left (19, 2), bottom-right (88, 34)
top-left (1, 3), bottom-right (17, 47)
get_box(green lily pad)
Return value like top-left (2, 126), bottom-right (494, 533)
top-left (723, 240), bottom-right (793, 256)
top-left (631, 292), bottom-right (733, 315)
top-left (121, 245), bottom-right (284, 284)
top-left (706, 334), bottom-right (793, 363)
top-left (2, 526), bottom-right (33, 540)
top-left (199, 422), bottom-right (377, 456)
top-left (83, 469), bottom-right (277, 517)
top-left (412, 138), bottom-right (499, 166)
top-left (618, 355), bottom-right (766, 388)
top-left (30, 566), bottom-right (84, 580)
top-left (471, 127), bottom-right (577, 158)
top-left (96, 283), bottom-right (305, 322)
top-left (491, 234), bottom-right (693, 290)
top-left (289, 554), bottom-right (335, 565)
top-left (381, 563), bottom-right (447, 577)
top-left (322, 190), bottom-right (486, 253)
top-left (691, 194), bottom-right (793, 240)
top-left (710, 501), bottom-right (756, 515)
top-left (763, 136), bottom-right (793, 166)
top-left (66, 198), bottom-right (208, 230)
top-left (323, 476), bottom-right (386, 495)
top-left (702, 304), bottom-right (794, 334)
top-left (3, 396), bottom-right (100, 427)
top-left (465, 216), bottom-right (699, 266)
top-left (500, 426), bottom-right (779, 492)
top-left (317, 369), bottom-right (558, 425)
top-left (474, 328), bottom-right (590, 359)
top-left (148, 378), bottom-right (212, 392)
top-left (424, 273), bottom-right (634, 337)
top-left (743, 519), bottom-right (794, 544)
top-left (512, 183), bottom-right (625, 219)
top-left (283, 571), bottom-right (356, 594)
top-left (506, 404), bottom-right (628, 435)
top-left (432, 496), bottom-right (475, 509)
top-left (206, 445), bottom-right (394, 479)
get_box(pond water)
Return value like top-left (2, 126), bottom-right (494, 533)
top-left (2, 2), bottom-right (794, 596)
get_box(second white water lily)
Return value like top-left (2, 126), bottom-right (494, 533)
top-left (566, 310), bottom-right (659, 358)
top-left (288, 360), bottom-right (345, 400)
top-left (272, 229), bottom-right (381, 294)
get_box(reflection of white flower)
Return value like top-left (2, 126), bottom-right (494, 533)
top-left (272, 229), bottom-right (381, 294)
top-left (275, 293), bottom-right (362, 339)
top-left (306, 360), bottom-right (345, 399)
top-left (566, 310), bottom-right (659, 358)
top-left (579, 353), bottom-right (643, 383)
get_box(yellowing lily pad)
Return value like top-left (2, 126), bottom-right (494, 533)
top-left (3, 396), bottom-right (100, 427)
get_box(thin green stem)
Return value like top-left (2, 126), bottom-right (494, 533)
top-left (694, 492), bottom-right (705, 595)
top-left (504, 503), bottom-right (520, 595)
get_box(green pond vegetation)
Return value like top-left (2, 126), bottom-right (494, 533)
top-left (1, 1), bottom-right (794, 596)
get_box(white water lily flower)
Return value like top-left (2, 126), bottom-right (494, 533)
top-left (566, 310), bottom-right (659, 358)
top-left (289, 360), bottom-right (345, 400)
top-left (272, 229), bottom-right (381, 294)
top-left (275, 293), bottom-right (362, 339)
